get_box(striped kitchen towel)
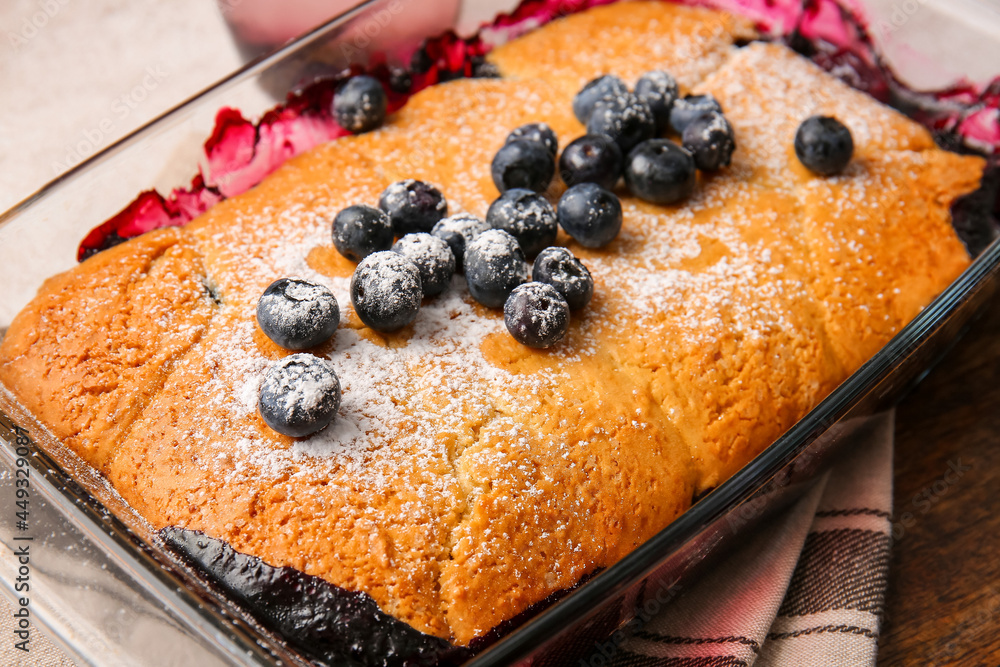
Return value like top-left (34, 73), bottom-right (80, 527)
top-left (611, 411), bottom-right (894, 667)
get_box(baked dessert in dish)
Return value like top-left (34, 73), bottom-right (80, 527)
top-left (0, 1), bottom-right (987, 663)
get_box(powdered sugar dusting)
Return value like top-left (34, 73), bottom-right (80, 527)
top-left (199, 284), bottom-right (556, 492)
top-left (4, 1), bottom-right (981, 647)
top-left (187, 147), bottom-right (814, 490)
top-left (149, 29), bottom-right (949, 564)
top-left (186, 199), bottom-right (552, 489)
top-left (694, 43), bottom-right (934, 180)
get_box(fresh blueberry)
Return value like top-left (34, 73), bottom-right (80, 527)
top-left (491, 139), bottom-right (555, 194)
top-left (572, 74), bottom-right (629, 124)
top-left (333, 75), bottom-right (387, 134)
top-left (388, 66), bottom-right (412, 94)
top-left (558, 134), bottom-right (623, 190)
top-left (463, 229), bottom-right (528, 308)
top-left (332, 204), bottom-right (394, 262)
top-left (350, 251), bottom-right (423, 332)
top-left (431, 213), bottom-right (491, 273)
top-left (504, 282), bottom-right (570, 349)
top-left (410, 47), bottom-right (433, 74)
top-left (256, 278), bottom-right (340, 350)
top-left (258, 354), bottom-right (341, 437)
top-left (625, 139), bottom-right (697, 205)
top-left (378, 180), bottom-right (448, 236)
top-left (682, 111), bottom-right (736, 171)
top-left (471, 56), bottom-right (502, 79)
top-left (557, 183), bottom-right (623, 248)
top-left (506, 123), bottom-right (558, 158)
top-left (668, 94), bottom-right (723, 135)
top-left (794, 115), bottom-right (854, 176)
top-left (532, 247), bottom-right (594, 311)
top-left (485, 189), bottom-right (558, 256)
top-left (586, 93), bottom-right (656, 156)
top-left (391, 233), bottom-right (456, 297)
top-left (635, 70), bottom-right (679, 134)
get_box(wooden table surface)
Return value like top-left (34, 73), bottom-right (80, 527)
top-left (878, 295), bottom-right (1000, 664)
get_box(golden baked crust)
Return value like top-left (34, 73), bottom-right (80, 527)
top-left (0, 1), bottom-right (983, 647)
top-left (0, 229), bottom-right (214, 468)
top-left (488, 2), bottom-right (756, 104)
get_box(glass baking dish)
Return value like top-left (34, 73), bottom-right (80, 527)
top-left (1, 0), bottom-right (999, 665)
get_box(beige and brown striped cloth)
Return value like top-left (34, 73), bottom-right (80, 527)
top-left (608, 411), bottom-right (893, 667)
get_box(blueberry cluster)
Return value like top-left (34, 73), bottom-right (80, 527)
top-left (565, 71), bottom-right (736, 205)
top-left (325, 114), bottom-right (609, 348)
top-left (255, 278), bottom-right (343, 437)
top-left (467, 160), bottom-right (599, 348)
top-left (255, 69), bottom-right (858, 434)
top-left (480, 123), bottom-right (616, 347)
top-left (254, 179), bottom-right (455, 437)
top-left (459, 222), bottom-right (595, 348)
top-left (489, 124), bottom-right (624, 250)
top-left (499, 246), bottom-right (595, 349)
top-left (329, 180), bottom-right (463, 333)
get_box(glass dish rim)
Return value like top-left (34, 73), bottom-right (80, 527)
top-left (0, 0), bottom-right (386, 224)
top-left (1, 0), bottom-right (998, 664)
top-left (467, 234), bottom-right (1000, 664)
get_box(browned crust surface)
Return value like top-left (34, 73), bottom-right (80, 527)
top-left (0, 2), bottom-right (982, 646)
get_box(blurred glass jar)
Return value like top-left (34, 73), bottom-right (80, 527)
top-left (219, 0), bottom-right (462, 61)
top-left (217, 0), bottom-right (463, 98)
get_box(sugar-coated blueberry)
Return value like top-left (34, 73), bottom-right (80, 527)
top-left (557, 183), bottom-right (623, 248)
top-left (464, 229), bottom-right (528, 308)
top-left (332, 204), bottom-right (394, 262)
top-left (794, 115), bottom-right (854, 176)
top-left (625, 139), bottom-right (696, 205)
top-left (635, 70), bottom-right (679, 134)
top-left (504, 282), bottom-right (570, 349)
top-left (532, 247), bottom-right (594, 311)
top-left (485, 189), bottom-right (558, 256)
top-left (491, 139), bottom-right (555, 194)
top-left (392, 233), bottom-right (456, 297)
top-left (558, 134), bottom-right (623, 190)
top-left (258, 354), bottom-right (341, 437)
top-left (586, 93), bottom-right (656, 156)
top-left (682, 111), bottom-right (736, 172)
top-left (378, 180), bottom-right (448, 236)
top-left (333, 75), bottom-right (387, 134)
top-left (573, 75), bottom-right (629, 124)
top-left (506, 123), bottom-right (558, 158)
top-left (256, 278), bottom-right (340, 350)
top-left (431, 213), bottom-right (491, 273)
top-left (350, 251), bottom-right (423, 332)
top-left (669, 94), bottom-right (723, 135)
